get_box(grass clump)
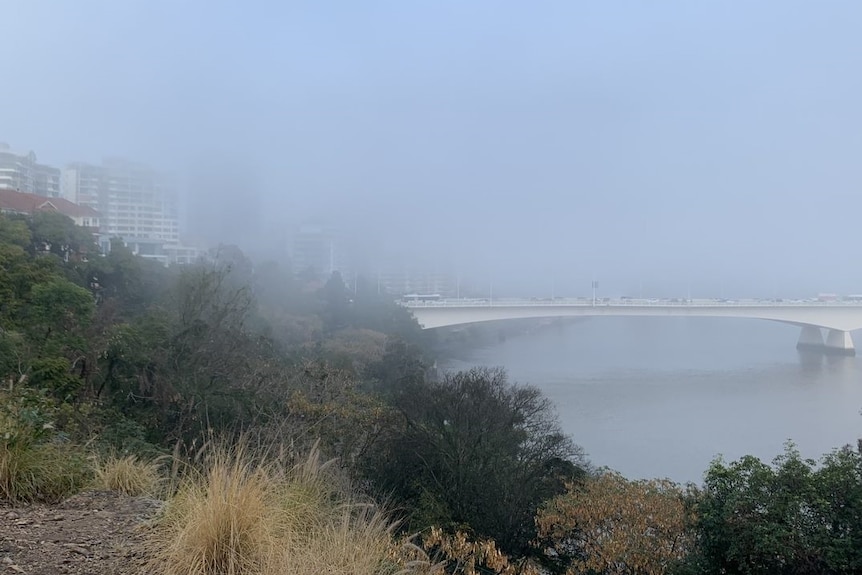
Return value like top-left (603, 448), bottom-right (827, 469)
top-left (152, 443), bottom-right (276, 575)
top-left (150, 439), bottom-right (409, 575)
top-left (273, 503), bottom-right (398, 575)
top-left (0, 441), bottom-right (91, 503)
top-left (94, 454), bottom-right (164, 496)
top-left (1, 389), bottom-right (91, 503)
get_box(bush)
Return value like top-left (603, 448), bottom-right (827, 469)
top-left (0, 388), bottom-right (91, 503)
top-left (364, 367), bottom-right (587, 558)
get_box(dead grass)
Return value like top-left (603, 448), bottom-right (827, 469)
top-left (273, 503), bottom-right (398, 575)
top-left (151, 443), bottom-right (277, 575)
top-left (149, 439), bottom-right (418, 575)
top-left (93, 454), bottom-right (164, 496)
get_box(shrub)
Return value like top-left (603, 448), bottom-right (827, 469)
top-left (0, 388), bottom-right (91, 503)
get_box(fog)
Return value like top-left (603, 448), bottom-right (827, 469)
top-left (4, 1), bottom-right (862, 297)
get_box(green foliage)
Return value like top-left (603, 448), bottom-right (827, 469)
top-left (0, 329), bottom-right (27, 385)
top-left (680, 443), bottom-right (862, 575)
top-left (87, 238), bottom-right (172, 313)
top-left (364, 366), bottom-right (587, 558)
top-left (0, 441), bottom-right (91, 503)
top-left (365, 338), bottom-right (428, 390)
top-left (26, 276), bottom-right (94, 352)
top-left (27, 210), bottom-right (97, 260)
top-left (0, 387), bottom-right (91, 503)
top-left (28, 357), bottom-right (82, 400)
top-left (0, 215), bottom-right (31, 247)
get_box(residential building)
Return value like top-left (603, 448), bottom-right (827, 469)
top-left (62, 158), bottom-right (197, 265)
top-left (0, 188), bottom-right (101, 230)
top-left (0, 143), bottom-right (61, 197)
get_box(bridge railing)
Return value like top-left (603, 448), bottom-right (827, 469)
top-left (400, 298), bottom-right (862, 309)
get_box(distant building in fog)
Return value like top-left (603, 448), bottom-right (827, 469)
top-left (291, 223), bottom-right (349, 281)
top-left (375, 266), bottom-right (458, 297)
top-left (0, 143), bottom-right (61, 198)
top-left (62, 158), bottom-right (199, 265)
top-left (0, 188), bottom-right (100, 229)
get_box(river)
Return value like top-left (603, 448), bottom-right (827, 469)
top-left (442, 317), bottom-right (862, 484)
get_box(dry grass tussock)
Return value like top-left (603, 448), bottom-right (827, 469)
top-left (0, 441), bottom-right (90, 503)
top-left (273, 503), bottom-right (398, 575)
top-left (150, 442), bottom-right (276, 575)
top-left (150, 439), bottom-right (416, 575)
top-left (93, 454), bottom-right (165, 496)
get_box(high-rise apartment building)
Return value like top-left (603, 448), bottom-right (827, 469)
top-left (291, 223), bottom-right (349, 282)
top-left (0, 143), bottom-right (61, 197)
top-left (63, 158), bottom-right (189, 263)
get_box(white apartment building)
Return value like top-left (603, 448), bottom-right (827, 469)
top-left (0, 143), bottom-right (61, 198)
top-left (63, 158), bottom-right (195, 264)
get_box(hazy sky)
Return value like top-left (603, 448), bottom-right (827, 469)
top-left (4, 1), bottom-right (862, 296)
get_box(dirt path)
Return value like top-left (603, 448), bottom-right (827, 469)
top-left (1, 491), bottom-right (163, 575)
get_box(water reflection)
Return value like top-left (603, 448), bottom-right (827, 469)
top-left (797, 350), bottom-right (824, 373)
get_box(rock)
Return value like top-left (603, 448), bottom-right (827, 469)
top-left (62, 544), bottom-right (91, 557)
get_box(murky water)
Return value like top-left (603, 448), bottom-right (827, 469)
top-left (443, 317), bottom-right (862, 483)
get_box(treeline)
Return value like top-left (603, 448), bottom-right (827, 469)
top-left (2, 211), bottom-right (862, 574)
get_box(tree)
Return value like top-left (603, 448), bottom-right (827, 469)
top-left (536, 472), bottom-right (692, 575)
top-left (27, 211), bottom-right (97, 261)
top-left (277, 361), bottom-right (398, 469)
top-left (85, 238), bottom-right (172, 315)
top-left (320, 327), bottom-right (387, 373)
top-left (364, 367), bottom-right (587, 558)
top-left (26, 277), bottom-right (94, 354)
top-left (320, 271), bottom-right (351, 331)
top-left (680, 443), bottom-right (862, 575)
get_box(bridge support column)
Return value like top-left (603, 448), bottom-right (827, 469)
top-left (796, 326), bottom-right (824, 352)
top-left (825, 329), bottom-right (856, 356)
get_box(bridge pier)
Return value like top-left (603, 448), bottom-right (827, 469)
top-left (796, 326), bottom-right (855, 356)
top-left (825, 329), bottom-right (856, 356)
top-left (796, 326), bottom-right (824, 351)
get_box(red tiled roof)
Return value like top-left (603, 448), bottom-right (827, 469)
top-left (0, 188), bottom-right (100, 219)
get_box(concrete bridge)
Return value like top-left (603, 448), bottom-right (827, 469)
top-left (401, 298), bottom-right (862, 355)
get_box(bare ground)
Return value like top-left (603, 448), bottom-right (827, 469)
top-left (1, 491), bottom-right (163, 575)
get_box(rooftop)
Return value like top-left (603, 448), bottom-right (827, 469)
top-left (0, 188), bottom-right (101, 219)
